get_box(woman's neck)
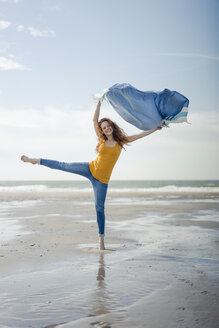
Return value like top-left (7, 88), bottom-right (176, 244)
top-left (106, 135), bottom-right (114, 141)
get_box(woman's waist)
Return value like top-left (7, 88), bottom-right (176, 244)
top-left (89, 159), bottom-right (116, 171)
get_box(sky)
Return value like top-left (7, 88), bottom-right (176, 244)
top-left (0, 0), bottom-right (219, 180)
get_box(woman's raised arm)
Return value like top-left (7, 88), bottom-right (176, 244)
top-left (127, 126), bottom-right (162, 143)
top-left (93, 101), bottom-right (101, 136)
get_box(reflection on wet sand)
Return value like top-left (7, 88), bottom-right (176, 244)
top-left (88, 252), bottom-right (111, 317)
top-left (97, 252), bottom-right (106, 285)
top-left (87, 252), bottom-right (122, 328)
top-left (87, 254), bottom-right (110, 309)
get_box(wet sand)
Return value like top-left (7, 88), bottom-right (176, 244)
top-left (0, 191), bottom-right (219, 328)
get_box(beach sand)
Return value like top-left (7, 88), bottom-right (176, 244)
top-left (0, 190), bottom-right (219, 328)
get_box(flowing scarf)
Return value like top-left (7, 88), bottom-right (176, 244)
top-left (95, 83), bottom-right (190, 130)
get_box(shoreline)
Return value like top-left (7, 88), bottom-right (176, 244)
top-left (0, 190), bottom-right (219, 200)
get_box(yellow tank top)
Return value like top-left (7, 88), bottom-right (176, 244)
top-left (89, 141), bottom-right (121, 184)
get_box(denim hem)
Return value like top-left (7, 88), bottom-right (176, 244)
top-left (99, 234), bottom-right (105, 237)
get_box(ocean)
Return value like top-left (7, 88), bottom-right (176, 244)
top-left (1, 179), bottom-right (219, 193)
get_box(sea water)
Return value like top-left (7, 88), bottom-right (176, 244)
top-left (0, 179), bottom-right (219, 193)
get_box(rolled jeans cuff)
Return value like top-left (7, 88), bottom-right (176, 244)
top-left (99, 234), bottom-right (105, 237)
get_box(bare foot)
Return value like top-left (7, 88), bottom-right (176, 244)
top-left (21, 155), bottom-right (38, 164)
top-left (99, 237), bottom-right (105, 251)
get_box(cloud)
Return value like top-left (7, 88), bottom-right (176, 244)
top-left (16, 24), bottom-right (55, 37)
top-left (0, 0), bottom-right (20, 3)
top-left (0, 20), bottom-right (11, 30)
top-left (0, 56), bottom-right (30, 70)
top-left (27, 27), bottom-right (55, 38)
top-left (0, 106), bottom-right (96, 164)
top-left (0, 20), bottom-right (55, 38)
top-left (0, 106), bottom-right (93, 132)
top-left (1, 106), bottom-right (219, 179)
top-left (17, 24), bottom-right (24, 32)
top-left (158, 52), bottom-right (219, 61)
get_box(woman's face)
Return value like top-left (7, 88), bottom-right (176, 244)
top-left (100, 121), bottom-right (113, 136)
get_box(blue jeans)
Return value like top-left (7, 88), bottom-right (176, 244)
top-left (39, 159), bottom-right (108, 237)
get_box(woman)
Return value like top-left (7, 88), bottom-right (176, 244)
top-left (21, 101), bottom-right (161, 250)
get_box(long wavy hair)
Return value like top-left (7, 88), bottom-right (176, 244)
top-left (96, 118), bottom-right (129, 152)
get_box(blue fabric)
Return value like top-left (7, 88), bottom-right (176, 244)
top-left (104, 83), bottom-right (189, 130)
top-left (39, 159), bottom-right (108, 237)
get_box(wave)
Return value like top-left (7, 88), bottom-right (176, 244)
top-left (0, 185), bottom-right (49, 192)
top-left (0, 185), bottom-right (93, 193)
top-left (0, 184), bottom-right (219, 193)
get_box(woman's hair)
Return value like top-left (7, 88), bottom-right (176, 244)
top-left (96, 118), bottom-right (129, 152)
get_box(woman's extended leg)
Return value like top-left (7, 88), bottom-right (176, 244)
top-left (39, 159), bottom-right (90, 179)
top-left (21, 156), bottom-right (91, 180)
